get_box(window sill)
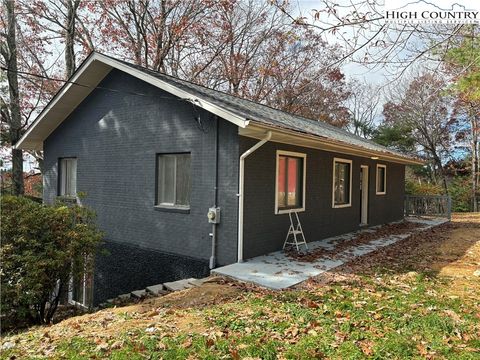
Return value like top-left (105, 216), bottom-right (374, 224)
top-left (275, 208), bottom-right (305, 215)
top-left (56, 196), bottom-right (78, 204)
top-left (154, 205), bottom-right (190, 214)
top-left (68, 300), bottom-right (89, 309)
top-left (376, 192), bottom-right (386, 195)
top-left (333, 203), bottom-right (352, 208)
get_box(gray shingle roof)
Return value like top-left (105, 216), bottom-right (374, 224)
top-left (112, 56), bottom-right (414, 161)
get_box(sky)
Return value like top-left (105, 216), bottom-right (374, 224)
top-left (4, 0), bottom-right (476, 171)
top-left (294, 0), bottom-right (388, 84)
top-left (295, 0), bottom-right (479, 84)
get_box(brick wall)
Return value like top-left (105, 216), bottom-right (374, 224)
top-left (240, 137), bottom-right (405, 259)
top-left (43, 70), bottom-right (240, 302)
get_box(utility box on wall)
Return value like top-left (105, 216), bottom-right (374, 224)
top-left (207, 207), bottom-right (221, 224)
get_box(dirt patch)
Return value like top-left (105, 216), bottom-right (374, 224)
top-left (2, 280), bottom-right (243, 355)
top-left (301, 213), bottom-right (480, 301)
top-left (173, 312), bottom-right (208, 333)
top-left (428, 218), bottom-right (480, 299)
top-left (116, 280), bottom-right (242, 315)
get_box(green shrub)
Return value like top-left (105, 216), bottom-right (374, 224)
top-left (0, 195), bottom-right (103, 329)
top-left (448, 177), bottom-right (472, 212)
top-left (405, 180), bottom-right (444, 195)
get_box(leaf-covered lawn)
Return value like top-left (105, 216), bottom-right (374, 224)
top-left (2, 214), bottom-right (479, 359)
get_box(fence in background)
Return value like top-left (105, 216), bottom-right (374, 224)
top-left (405, 195), bottom-right (452, 220)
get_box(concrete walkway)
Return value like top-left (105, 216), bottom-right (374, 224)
top-left (212, 217), bottom-right (448, 289)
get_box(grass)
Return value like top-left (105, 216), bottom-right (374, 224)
top-left (2, 214), bottom-right (479, 359)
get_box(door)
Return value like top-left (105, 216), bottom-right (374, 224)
top-left (360, 165), bottom-right (369, 225)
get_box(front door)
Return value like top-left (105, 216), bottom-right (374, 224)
top-left (360, 165), bottom-right (369, 225)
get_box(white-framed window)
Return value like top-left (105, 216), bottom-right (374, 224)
top-left (376, 164), bottom-right (387, 195)
top-left (332, 158), bottom-right (352, 208)
top-left (69, 258), bottom-right (93, 308)
top-left (156, 153), bottom-right (191, 208)
top-left (59, 158), bottom-right (77, 197)
top-left (275, 150), bottom-right (306, 214)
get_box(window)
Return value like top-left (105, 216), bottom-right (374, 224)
top-left (376, 164), bottom-right (387, 195)
top-left (69, 257), bottom-right (93, 308)
top-left (59, 158), bottom-right (77, 197)
top-left (156, 153), bottom-right (191, 208)
top-left (333, 158), bottom-right (352, 208)
top-left (275, 151), bottom-right (306, 214)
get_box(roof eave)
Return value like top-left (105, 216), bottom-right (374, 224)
top-left (15, 52), bottom-right (249, 151)
top-left (240, 122), bottom-right (424, 166)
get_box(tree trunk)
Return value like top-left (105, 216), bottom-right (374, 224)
top-left (4, 0), bottom-right (24, 195)
top-left (64, 0), bottom-right (79, 78)
top-left (471, 113), bottom-right (479, 212)
top-left (432, 152), bottom-right (448, 194)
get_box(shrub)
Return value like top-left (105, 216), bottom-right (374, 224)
top-left (1, 196), bottom-right (103, 329)
top-left (405, 180), bottom-right (444, 195)
top-left (448, 177), bottom-right (472, 212)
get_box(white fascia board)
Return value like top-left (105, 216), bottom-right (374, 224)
top-left (15, 52), bottom-right (248, 150)
top-left (95, 54), bottom-right (249, 129)
top-left (15, 54), bottom-right (101, 150)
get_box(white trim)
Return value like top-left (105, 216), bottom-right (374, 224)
top-left (275, 150), bottom-right (307, 215)
top-left (15, 55), bottom-right (100, 150)
top-left (15, 52), bottom-right (249, 150)
top-left (360, 165), bottom-right (369, 225)
top-left (332, 157), bottom-right (353, 208)
top-left (68, 271), bottom-right (89, 309)
top-left (376, 164), bottom-right (387, 195)
top-left (94, 54), bottom-right (249, 129)
top-left (239, 124), bottom-right (424, 166)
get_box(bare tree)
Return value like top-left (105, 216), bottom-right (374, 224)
top-left (383, 73), bottom-right (453, 191)
top-left (273, 0), bottom-right (468, 78)
top-left (20, 0), bottom-right (84, 77)
top-left (1, 0), bottom-right (24, 195)
top-left (94, 0), bottom-right (211, 73)
top-left (346, 81), bottom-right (380, 138)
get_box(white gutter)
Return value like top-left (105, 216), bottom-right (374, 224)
top-left (237, 131), bottom-right (272, 262)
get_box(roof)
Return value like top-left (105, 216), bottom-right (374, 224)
top-left (15, 52), bottom-right (422, 165)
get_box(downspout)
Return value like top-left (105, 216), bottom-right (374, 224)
top-left (237, 131), bottom-right (272, 262)
top-left (209, 116), bottom-right (219, 269)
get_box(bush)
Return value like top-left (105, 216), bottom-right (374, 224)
top-left (448, 177), bottom-right (472, 212)
top-left (1, 196), bottom-right (103, 329)
top-left (405, 180), bottom-right (444, 195)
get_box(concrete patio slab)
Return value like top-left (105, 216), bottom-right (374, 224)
top-left (212, 217), bottom-right (448, 290)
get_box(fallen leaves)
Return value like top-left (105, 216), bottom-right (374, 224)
top-left (358, 339), bottom-right (374, 356)
top-left (181, 337), bottom-right (193, 348)
top-left (286, 220), bottom-right (425, 262)
top-left (2, 215), bottom-right (479, 359)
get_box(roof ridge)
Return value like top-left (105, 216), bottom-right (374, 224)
top-left (100, 54), bottom-right (361, 137)
top-left (96, 52), bottom-right (415, 161)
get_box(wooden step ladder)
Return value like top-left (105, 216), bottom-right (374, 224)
top-left (283, 211), bottom-right (308, 252)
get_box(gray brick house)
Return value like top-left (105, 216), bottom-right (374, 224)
top-left (15, 52), bottom-right (421, 306)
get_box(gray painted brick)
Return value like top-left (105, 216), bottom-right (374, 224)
top-left (42, 68), bottom-right (406, 297)
top-left (43, 69), bottom-right (239, 266)
top-left (240, 137), bottom-right (405, 259)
